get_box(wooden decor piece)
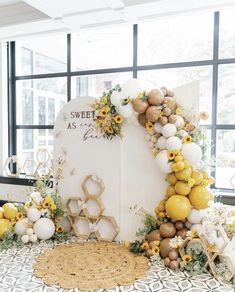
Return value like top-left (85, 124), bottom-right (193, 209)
top-left (22, 159), bottom-right (37, 176)
top-left (34, 241), bottom-right (149, 290)
top-left (66, 175), bottom-right (120, 241)
top-left (36, 148), bottom-right (52, 165)
top-left (4, 156), bottom-right (21, 177)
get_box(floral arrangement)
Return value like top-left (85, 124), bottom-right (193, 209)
top-left (0, 166), bottom-right (70, 250)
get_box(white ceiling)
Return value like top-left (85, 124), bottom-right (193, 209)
top-left (0, 0), bottom-right (234, 41)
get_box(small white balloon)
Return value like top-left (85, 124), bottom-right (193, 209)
top-left (27, 207), bottom-right (41, 222)
top-left (29, 234), bottom-right (38, 243)
top-left (155, 150), bottom-right (173, 173)
top-left (153, 122), bottom-right (162, 133)
top-left (166, 136), bottom-right (182, 151)
top-left (122, 78), bottom-right (141, 99)
top-left (14, 218), bottom-right (29, 235)
top-left (110, 91), bottom-right (123, 107)
top-left (157, 136), bottom-right (167, 150)
top-left (148, 141), bottom-right (154, 149)
top-left (26, 228), bottom-right (34, 236)
top-left (161, 123), bottom-right (177, 138)
top-left (33, 218), bottom-right (55, 240)
top-left (182, 143), bottom-right (202, 167)
top-left (187, 209), bottom-right (202, 224)
top-left (174, 116), bottom-right (185, 128)
top-left (21, 234), bottom-right (30, 244)
top-left (190, 223), bottom-right (202, 234)
top-left (119, 103), bottom-right (134, 118)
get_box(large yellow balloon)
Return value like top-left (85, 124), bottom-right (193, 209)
top-left (0, 218), bottom-right (11, 239)
top-left (166, 195), bottom-right (191, 220)
top-left (0, 207), bottom-right (4, 219)
top-left (189, 186), bottom-right (214, 209)
top-left (191, 170), bottom-right (203, 185)
top-left (2, 203), bottom-right (18, 220)
top-left (175, 181), bottom-right (191, 196)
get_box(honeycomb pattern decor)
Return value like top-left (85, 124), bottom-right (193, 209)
top-left (4, 156), bottom-right (22, 177)
top-left (67, 175), bottom-right (119, 242)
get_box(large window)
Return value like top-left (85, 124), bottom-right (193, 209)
top-left (6, 10), bottom-right (235, 193)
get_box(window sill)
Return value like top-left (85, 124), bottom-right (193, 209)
top-left (0, 175), bottom-right (36, 186)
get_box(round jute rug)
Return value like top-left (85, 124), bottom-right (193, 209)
top-left (33, 241), bottom-right (149, 291)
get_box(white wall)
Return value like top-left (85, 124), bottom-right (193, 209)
top-left (0, 183), bottom-right (30, 202)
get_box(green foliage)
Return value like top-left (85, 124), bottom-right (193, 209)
top-left (0, 231), bottom-right (24, 251)
top-left (128, 240), bottom-right (143, 254)
top-left (136, 214), bottom-right (158, 237)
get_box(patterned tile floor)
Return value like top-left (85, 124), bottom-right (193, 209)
top-left (0, 242), bottom-right (234, 292)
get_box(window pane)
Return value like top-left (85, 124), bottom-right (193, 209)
top-left (71, 72), bottom-right (132, 98)
top-left (217, 64), bottom-right (235, 124)
top-left (219, 9), bottom-right (235, 58)
top-left (17, 129), bottom-right (53, 164)
top-left (216, 130), bottom-right (235, 189)
top-left (16, 78), bottom-right (67, 125)
top-left (71, 26), bottom-right (133, 70)
top-left (15, 35), bottom-right (67, 75)
top-left (138, 66), bottom-right (212, 124)
top-left (138, 12), bottom-right (213, 65)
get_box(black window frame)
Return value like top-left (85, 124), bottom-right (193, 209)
top-left (1, 11), bottom-right (235, 200)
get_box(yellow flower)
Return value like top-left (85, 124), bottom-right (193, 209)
top-left (207, 244), bottom-right (216, 253)
top-left (56, 225), bottom-right (64, 233)
top-left (99, 107), bottom-right (110, 118)
top-left (151, 246), bottom-right (160, 255)
top-left (107, 126), bottom-right (113, 134)
top-left (137, 91), bottom-right (146, 99)
top-left (146, 121), bottom-right (154, 131)
top-left (50, 203), bottom-right (57, 211)
top-left (167, 150), bottom-right (176, 161)
top-left (175, 107), bottom-right (182, 115)
top-left (102, 96), bottom-right (108, 104)
top-left (158, 211), bottom-right (166, 218)
top-left (152, 240), bottom-right (160, 246)
top-left (141, 241), bottom-right (149, 250)
top-left (123, 241), bottom-right (130, 248)
top-left (184, 122), bottom-right (196, 132)
top-left (42, 201), bottom-right (50, 209)
top-left (175, 154), bottom-right (183, 162)
top-left (114, 115), bottom-right (124, 124)
top-left (182, 254), bottom-right (192, 262)
top-left (16, 212), bottom-right (25, 221)
top-left (44, 197), bottom-right (53, 204)
top-left (182, 135), bottom-right (192, 144)
top-left (187, 178), bottom-right (195, 187)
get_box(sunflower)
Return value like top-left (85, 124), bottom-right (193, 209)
top-left (167, 150), bottom-right (176, 161)
top-left (56, 225), bottom-right (64, 233)
top-left (16, 212), bottom-right (25, 221)
top-left (42, 201), bottom-right (50, 209)
top-left (146, 121), bottom-right (153, 131)
top-left (141, 241), bottom-right (149, 250)
top-left (182, 254), bottom-right (192, 263)
top-left (99, 107), bottom-right (110, 118)
top-left (114, 115), bottom-right (124, 124)
top-left (151, 246), bottom-right (160, 255)
top-left (182, 135), bottom-right (192, 144)
top-left (175, 107), bottom-right (182, 115)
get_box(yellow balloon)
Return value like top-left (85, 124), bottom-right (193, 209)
top-left (175, 181), bottom-right (191, 196)
top-left (166, 195), bottom-right (191, 220)
top-left (189, 186), bottom-right (214, 209)
top-left (230, 209), bottom-right (235, 217)
top-left (191, 170), bottom-right (203, 185)
top-left (0, 207), bottom-right (4, 219)
top-left (166, 185), bottom-right (175, 197)
top-left (175, 167), bottom-right (192, 181)
top-left (0, 218), bottom-right (11, 239)
top-left (2, 203), bottom-right (18, 220)
top-left (166, 173), bottom-right (178, 186)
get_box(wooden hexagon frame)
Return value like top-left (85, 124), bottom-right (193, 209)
top-left (83, 197), bottom-right (105, 220)
top-left (73, 216), bottom-right (92, 239)
top-left (36, 148), bottom-right (52, 165)
top-left (66, 197), bottom-right (84, 216)
top-left (95, 215), bottom-right (120, 242)
top-left (35, 162), bottom-right (51, 178)
top-left (4, 156), bottom-right (22, 177)
top-left (81, 175), bottom-right (105, 198)
top-left (23, 159), bottom-right (37, 176)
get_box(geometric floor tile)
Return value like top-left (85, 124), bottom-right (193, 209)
top-left (0, 240), bottom-right (234, 292)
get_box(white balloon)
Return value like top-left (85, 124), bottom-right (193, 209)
top-left (33, 218), bottom-right (55, 240)
top-left (27, 207), bottom-right (41, 222)
top-left (161, 123), bottom-right (177, 138)
top-left (122, 78), bottom-right (141, 99)
top-left (174, 116), bottom-right (185, 128)
top-left (166, 136), bottom-right (182, 151)
top-left (150, 136), bottom-right (157, 143)
top-left (21, 234), bottom-right (30, 244)
top-left (177, 130), bottom-right (188, 137)
top-left (155, 150), bottom-right (173, 173)
top-left (190, 223), bottom-right (202, 233)
top-left (26, 228), bottom-right (34, 236)
top-left (182, 143), bottom-right (202, 166)
top-left (187, 209), bottom-right (202, 224)
top-left (148, 141), bottom-right (154, 149)
top-left (110, 91), bottom-right (123, 107)
top-left (29, 234), bottom-right (38, 242)
top-left (157, 136), bottom-right (167, 150)
top-left (153, 122), bottom-right (162, 133)
top-left (119, 103), bottom-right (134, 118)
top-left (59, 217), bottom-right (72, 233)
top-left (14, 218), bottom-right (29, 235)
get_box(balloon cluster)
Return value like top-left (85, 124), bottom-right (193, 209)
top-left (0, 203), bottom-right (18, 239)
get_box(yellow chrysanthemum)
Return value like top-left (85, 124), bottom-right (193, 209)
top-left (182, 254), bottom-right (192, 262)
top-left (182, 135), bottom-right (192, 144)
top-left (114, 115), bottom-right (124, 124)
top-left (207, 244), bottom-right (216, 253)
top-left (146, 121), bottom-right (154, 131)
top-left (16, 212), bottom-right (25, 221)
top-left (141, 241), bottom-right (149, 250)
top-left (167, 151), bottom-right (176, 161)
top-left (56, 225), bottom-right (64, 233)
top-left (152, 246), bottom-right (160, 255)
top-left (175, 107), bottom-right (182, 115)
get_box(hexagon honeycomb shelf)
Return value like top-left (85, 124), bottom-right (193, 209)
top-left (82, 174), bottom-right (105, 198)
